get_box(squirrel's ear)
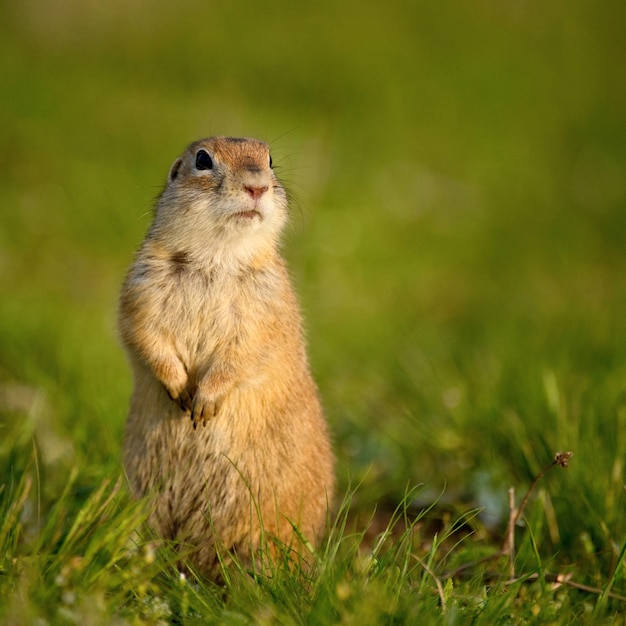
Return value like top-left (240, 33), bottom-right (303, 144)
top-left (169, 157), bottom-right (183, 182)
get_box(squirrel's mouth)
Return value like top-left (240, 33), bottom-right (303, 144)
top-left (235, 210), bottom-right (262, 220)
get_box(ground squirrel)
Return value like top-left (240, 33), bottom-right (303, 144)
top-left (119, 136), bottom-right (334, 578)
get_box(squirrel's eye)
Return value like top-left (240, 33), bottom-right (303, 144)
top-left (195, 150), bottom-right (213, 171)
top-left (269, 155), bottom-right (273, 168)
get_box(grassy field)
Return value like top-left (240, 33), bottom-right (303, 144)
top-left (2, 1), bottom-right (626, 623)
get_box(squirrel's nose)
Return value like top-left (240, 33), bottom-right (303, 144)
top-left (244, 185), bottom-right (269, 200)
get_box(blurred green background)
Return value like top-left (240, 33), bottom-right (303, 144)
top-left (1, 0), bottom-right (625, 565)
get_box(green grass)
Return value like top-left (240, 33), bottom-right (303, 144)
top-left (2, 0), bottom-right (626, 622)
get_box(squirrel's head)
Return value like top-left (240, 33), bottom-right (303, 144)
top-left (152, 136), bottom-right (288, 264)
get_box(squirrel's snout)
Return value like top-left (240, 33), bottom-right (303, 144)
top-left (244, 184), bottom-right (269, 200)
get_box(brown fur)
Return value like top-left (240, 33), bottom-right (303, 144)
top-left (119, 137), bottom-right (334, 578)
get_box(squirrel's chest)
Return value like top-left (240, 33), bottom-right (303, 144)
top-left (163, 271), bottom-right (235, 331)
top-left (160, 268), bottom-right (273, 357)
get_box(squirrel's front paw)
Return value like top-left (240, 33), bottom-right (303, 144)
top-left (155, 356), bottom-right (191, 413)
top-left (189, 389), bottom-right (222, 429)
top-left (166, 386), bottom-right (193, 413)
